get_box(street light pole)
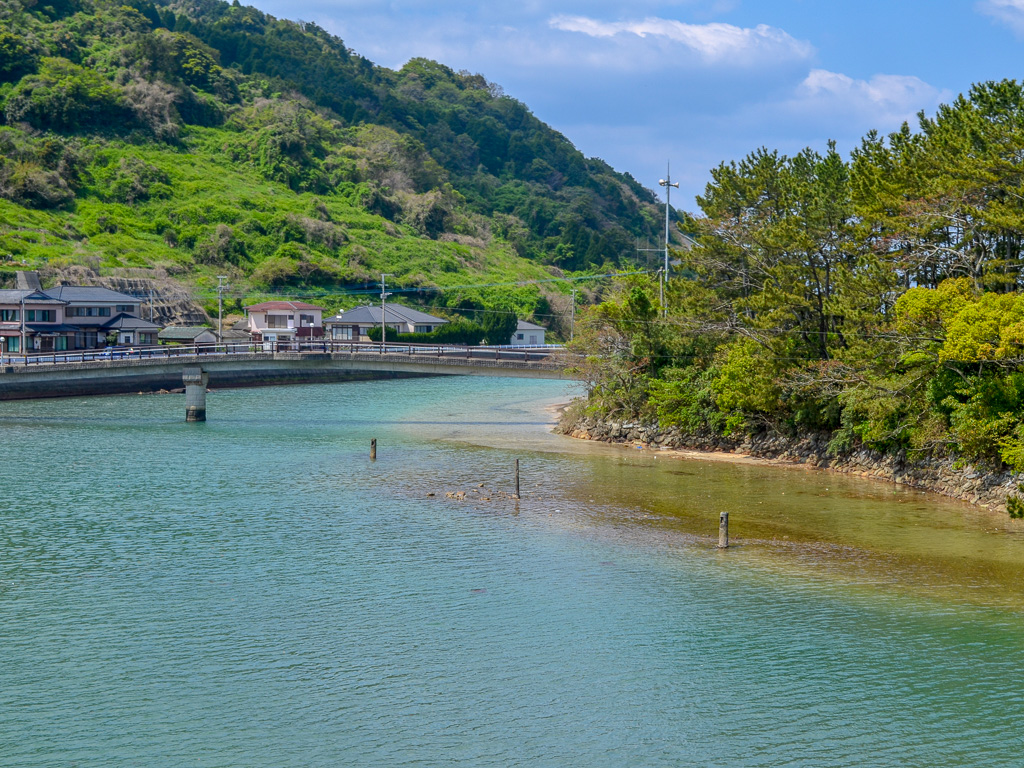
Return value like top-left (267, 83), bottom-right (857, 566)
top-left (659, 163), bottom-right (679, 318)
top-left (216, 275), bottom-right (227, 343)
top-left (380, 273), bottom-right (392, 353)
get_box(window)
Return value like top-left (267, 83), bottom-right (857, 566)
top-left (267, 314), bottom-right (290, 329)
top-left (4, 337), bottom-right (19, 352)
top-left (0, 309), bottom-right (18, 322)
top-left (516, 333), bottom-right (524, 340)
top-left (116, 304), bottom-right (135, 313)
top-left (332, 326), bottom-right (352, 340)
top-left (414, 325), bottom-right (433, 333)
top-left (66, 306), bottom-right (110, 317)
top-left (55, 337), bottom-right (68, 351)
top-left (25, 309), bottom-right (55, 322)
top-left (299, 314), bottom-right (315, 327)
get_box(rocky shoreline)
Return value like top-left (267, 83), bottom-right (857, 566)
top-left (557, 411), bottom-right (1023, 515)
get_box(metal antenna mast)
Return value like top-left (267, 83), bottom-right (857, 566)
top-left (658, 162), bottom-right (679, 318)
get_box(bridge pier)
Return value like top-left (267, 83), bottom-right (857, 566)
top-left (183, 366), bottom-right (209, 422)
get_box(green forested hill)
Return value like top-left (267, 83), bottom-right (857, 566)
top-left (570, 80), bottom-right (1024, 500)
top-left (0, 0), bottom-right (667, 315)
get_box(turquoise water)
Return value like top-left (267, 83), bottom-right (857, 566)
top-left (2, 377), bottom-right (1023, 767)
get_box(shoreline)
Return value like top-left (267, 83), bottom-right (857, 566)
top-left (555, 407), bottom-right (1024, 516)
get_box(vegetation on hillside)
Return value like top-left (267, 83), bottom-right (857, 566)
top-left (0, 0), bottom-right (669, 321)
top-left (571, 81), bottom-right (1024, 496)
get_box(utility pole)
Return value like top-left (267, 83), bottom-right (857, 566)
top-left (19, 293), bottom-right (25, 360)
top-left (659, 162), bottom-right (679, 318)
top-left (216, 276), bottom-right (227, 341)
top-left (380, 273), bottom-right (392, 352)
top-left (570, 288), bottom-right (576, 342)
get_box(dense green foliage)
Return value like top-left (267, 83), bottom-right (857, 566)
top-left (0, 0), bottom-right (667, 319)
top-left (573, 81), bottom-right (1024, 482)
top-left (366, 318), bottom-right (485, 345)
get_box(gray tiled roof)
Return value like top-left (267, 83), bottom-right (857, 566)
top-left (516, 320), bottom-right (546, 331)
top-left (45, 285), bottom-right (141, 303)
top-left (159, 326), bottom-right (215, 340)
top-left (25, 323), bottom-right (79, 333)
top-left (102, 313), bottom-right (161, 331)
top-left (0, 289), bottom-right (66, 305)
top-left (324, 303), bottom-right (447, 325)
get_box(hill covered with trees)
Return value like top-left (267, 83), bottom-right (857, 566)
top-left (0, 0), bottom-right (669, 318)
top-left (570, 80), bottom-right (1024, 507)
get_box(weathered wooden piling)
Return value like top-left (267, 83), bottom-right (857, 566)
top-left (371, 438), bottom-right (377, 461)
top-left (513, 459), bottom-right (520, 500)
top-left (718, 511), bottom-right (729, 549)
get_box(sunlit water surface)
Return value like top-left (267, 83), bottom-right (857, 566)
top-left (2, 377), bottom-right (1023, 767)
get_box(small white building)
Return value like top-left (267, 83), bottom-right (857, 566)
top-left (244, 301), bottom-right (325, 343)
top-left (510, 320), bottom-right (546, 346)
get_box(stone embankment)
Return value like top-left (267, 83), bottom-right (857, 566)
top-left (557, 412), bottom-right (1023, 514)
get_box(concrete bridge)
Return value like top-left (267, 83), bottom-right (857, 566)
top-left (0, 341), bottom-right (576, 420)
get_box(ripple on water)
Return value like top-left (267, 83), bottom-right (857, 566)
top-left (1, 378), bottom-right (1023, 767)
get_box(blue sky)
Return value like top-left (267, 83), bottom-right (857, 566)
top-left (244, 0), bottom-right (1024, 211)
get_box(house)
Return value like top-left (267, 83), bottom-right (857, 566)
top-left (159, 326), bottom-right (219, 345)
top-left (47, 285), bottom-right (148, 349)
top-left (103, 313), bottom-right (161, 346)
top-left (510, 320), bottom-right (546, 346)
top-left (323, 303), bottom-right (448, 341)
top-left (244, 301), bottom-right (324, 343)
top-left (0, 273), bottom-right (158, 354)
top-left (0, 288), bottom-right (73, 354)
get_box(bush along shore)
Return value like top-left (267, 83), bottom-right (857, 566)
top-left (556, 409), bottom-right (1024, 516)
top-left (563, 85), bottom-right (1024, 522)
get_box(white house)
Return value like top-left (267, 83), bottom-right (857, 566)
top-left (245, 301), bottom-right (325, 343)
top-left (510, 320), bottom-right (546, 346)
top-left (323, 303), bottom-right (448, 341)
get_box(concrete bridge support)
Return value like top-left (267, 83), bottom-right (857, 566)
top-left (183, 366), bottom-right (209, 422)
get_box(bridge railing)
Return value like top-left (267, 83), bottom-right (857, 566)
top-left (0, 339), bottom-right (573, 368)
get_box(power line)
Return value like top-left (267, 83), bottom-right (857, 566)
top-left (195, 269), bottom-right (654, 301)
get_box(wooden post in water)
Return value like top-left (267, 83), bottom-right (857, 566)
top-left (718, 511), bottom-right (729, 549)
top-left (513, 459), bottom-right (520, 499)
top-left (370, 438), bottom-right (377, 461)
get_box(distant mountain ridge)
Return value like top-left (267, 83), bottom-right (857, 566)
top-left (0, 0), bottom-right (671, 319)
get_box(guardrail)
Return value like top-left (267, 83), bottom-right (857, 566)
top-left (0, 340), bottom-right (570, 369)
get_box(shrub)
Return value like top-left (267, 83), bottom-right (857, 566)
top-left (108, 157), bottom-right (171, 204)
top-left (480, 307), bottom-right (519, 345)
top-left (367, 318), bottom-right (485, 345)
top-left (0, 159), bottom-right (74, 208)
top-left (0, 30), bottom-right (39, 83)
top-left (5, 57), bottom-right (129, 131)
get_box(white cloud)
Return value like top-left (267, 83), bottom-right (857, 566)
top-left (977, 0), bottom-right (1024, 35)
top-left (548, 15), bottom-right (814, 66)
top-left (791, 69), bottom-right (950, 127)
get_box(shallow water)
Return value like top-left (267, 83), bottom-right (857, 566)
top-left (1, 377), bottom-right (1022, 766)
